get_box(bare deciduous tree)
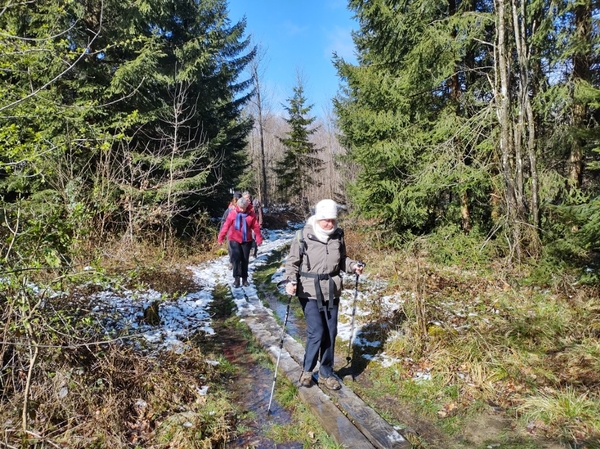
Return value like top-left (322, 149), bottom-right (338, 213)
top-left (247, 45), bottom-right (271, 207)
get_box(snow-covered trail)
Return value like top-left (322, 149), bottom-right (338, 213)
top-left (90, 225), bottom-right (402, 368)
top-left (187, 227), bottom-right (297, 318)
top-left (90, 227), bottom-right (298, 351)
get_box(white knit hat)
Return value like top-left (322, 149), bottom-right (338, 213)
top-left (314, 199), bottom-right (338, 220)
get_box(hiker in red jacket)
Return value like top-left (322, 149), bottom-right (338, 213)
top-left (220, 192), bottom-right (242, 269)
top-left (218, 196), bottom-right (263, 288)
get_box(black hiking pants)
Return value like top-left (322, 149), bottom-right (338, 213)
top-left (299, 297), bottom-right (339, 378)
top-left (230, 240), bottom-right (253, 281)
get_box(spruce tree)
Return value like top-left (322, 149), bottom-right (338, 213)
top-left (76, 0), bottom-right (256, 229)
top-left (274, 80), bottom-right (323, 209)
top-left (0, 0), bottom-right (255, 265)
top-left (334, 0), bottom-right (496, 235)
top-left (335, 0), bottom-right (600, 262)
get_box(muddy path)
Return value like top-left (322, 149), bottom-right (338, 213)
top-left (215, 323), bottom-right (303, 448)
top-left (198, 280), bottom-right (306, 448)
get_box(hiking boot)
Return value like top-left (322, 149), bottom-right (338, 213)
top-left (233, 277), bottom-right (240, 288)
top-left (321, 375), bottom-right (341, 390)
top-left (299, 371), bottom-right (314, 387)
top-left (242, 279), bottom-right (249, 287)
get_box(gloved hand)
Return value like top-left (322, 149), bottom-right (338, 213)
top-left (285, 281), bottom-right (297, 295)
top-left (354, 261), bottom-right (366, 275)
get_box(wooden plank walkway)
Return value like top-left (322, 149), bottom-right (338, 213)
top-left (238, 291), bottom-right (411, 449)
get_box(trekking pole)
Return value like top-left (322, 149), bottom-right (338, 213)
top-left (346, 262), bottom-right (365, 366)
top-left (267, 293), bottom-right (293, 414)
top-left (346, 273), bottom-right (360, 364)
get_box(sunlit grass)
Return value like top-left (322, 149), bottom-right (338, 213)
top-left (154, 395), bottom-right (235, 448)
top-left (266, 378), bottom-right (344, 448)
top-left (341, 221), bottom-right (600, 446)
top-left (518, 387), bottom-right (600, 443)
top-left (251, 246), bottom-right (287, 292)
top-left (268, 416), bottom-right (344, 449)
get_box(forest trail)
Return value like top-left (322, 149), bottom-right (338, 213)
top-left (231, 284), bottom-right (412, 449)
top-left (186, 226), bottom-right (570, 449)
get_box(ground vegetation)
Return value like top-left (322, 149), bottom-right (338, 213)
top-left (2, 0), bottom-right (600, 447)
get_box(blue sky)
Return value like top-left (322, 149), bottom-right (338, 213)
top-left (226, 0), bottom-right (357, 116)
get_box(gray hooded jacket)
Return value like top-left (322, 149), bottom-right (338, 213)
top-left (285, 219), bottom-right (359, 309)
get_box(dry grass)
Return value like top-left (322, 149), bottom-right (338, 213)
top-left (0, 334), bottom-right (238, 448)
top-left (0, 242), bottom-right (241, 448)
top-left (4, 215), bottom-right (600, 447)
top-left (345, 221), bottom-right (600, 447)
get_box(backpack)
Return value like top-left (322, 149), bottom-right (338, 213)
top-left (294, 227), bottom-right (345, 311)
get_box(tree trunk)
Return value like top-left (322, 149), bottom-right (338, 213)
top-left (495, 0), bottom-right (521, 261)
top-left (253, 70), bottom-right (269, 208)
top-left (512, 0), bottom-right (541, 253)
top-left (569, 0), bottom-right (591, 191)
top-left (249, 51), bottom-right (271, 207)
top-left (448, 0), bottom-right (472, 234)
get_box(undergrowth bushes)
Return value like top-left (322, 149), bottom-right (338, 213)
top-left (3, 213), bottom-right (600, 448)
top-left (0, 269), bottom-right (238, 448)
top-left (347, 218), bottom-right (600, 447)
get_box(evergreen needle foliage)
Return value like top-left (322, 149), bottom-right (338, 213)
top-left (273, 78), bottom-right (324, 209)
top-left (334, 0), bottom-right (600, 270)
top-left (0, 0), bottom-right (255, 269)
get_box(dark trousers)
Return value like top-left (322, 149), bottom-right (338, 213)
top-left (228, 240), bottom-right (234, 263)
top-left (299, 297), bottom-right (339, 378)
top-left (229, 240), bottom-right (253, 280)
top-left (251, 231), bottom-right (258, 257)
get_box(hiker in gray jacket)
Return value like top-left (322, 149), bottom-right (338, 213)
top-left (284, 199), bottom-right (364, 390)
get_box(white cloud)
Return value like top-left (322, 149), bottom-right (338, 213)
top-left (281, 19), bottom-right (309, 37)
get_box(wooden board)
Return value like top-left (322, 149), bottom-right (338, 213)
top-left (273, 346), bottom-right (376, 447)
top-left (277, 324), bottom-right (410, 449)
top-left (241, 301), bottom-right (411, 449)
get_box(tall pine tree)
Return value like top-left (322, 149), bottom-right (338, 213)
top-left (274, 79), bottom-right (323, 210)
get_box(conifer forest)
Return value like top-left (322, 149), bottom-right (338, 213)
top-left (1, 0), bottom-right (600, 448)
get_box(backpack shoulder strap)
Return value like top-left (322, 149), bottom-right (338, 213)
top-left (296, 229), bottom-right (310, 271)
top-left (336, 228), bottom-right (347, 259)
top-left (296, 230), bottom-right (305, 253)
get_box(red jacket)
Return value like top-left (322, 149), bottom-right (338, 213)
top-left (218, 206), bottom-right (263, 245)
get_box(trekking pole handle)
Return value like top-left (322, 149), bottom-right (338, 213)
top-left (354, 261), bottom-right (366, 278)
